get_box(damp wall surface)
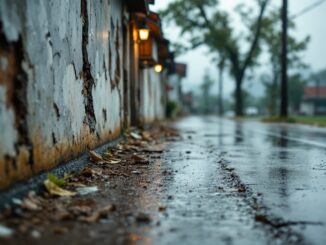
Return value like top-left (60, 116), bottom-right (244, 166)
top-left (0, 0), bottom-right (129, 190)
top-left (139, 68), bottom-right (165, 123)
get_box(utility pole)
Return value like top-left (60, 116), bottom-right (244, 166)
top-left (218, 61), bottom-right (224, 116)
top-left (280, 0), bottom-right (288, 117)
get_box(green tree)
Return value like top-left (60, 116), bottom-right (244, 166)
top-left (289, 74), bottom-right (306, 113)
top-left (161, 0), bottom-right (270, 116)
top-left (261, 73), bottom-right (279, 115)
top-left (200, 72), bottom-right (214, 114)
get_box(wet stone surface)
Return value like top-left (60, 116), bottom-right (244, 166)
top-left (1, 116), bottom-right (322, 244)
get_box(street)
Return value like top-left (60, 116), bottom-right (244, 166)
top-left (1, 0), bottom-right (325, 244)
top-left (176, 116), bottom-right (326, 244)
top-left (210, 116), bottom-right (326, 244)
top-left (158, 116), bottom-right (326, 244)
top-left (1, 116), bottom-right (325, 244)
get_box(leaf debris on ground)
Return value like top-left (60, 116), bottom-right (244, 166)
top-left (0, 124), bottom-right (178, 239)
top-left (44, 179), bottom-right (76, 197)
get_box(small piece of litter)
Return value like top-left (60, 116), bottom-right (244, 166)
top-left (12, 198), bottom-right (22, 205)
top-left (131, 170), bottom-right (141, 175)
top-left (76, 186), bottom-right (99, 196)
top-left (130, 132), bottom-right (142, 140)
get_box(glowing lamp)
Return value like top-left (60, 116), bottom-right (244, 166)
top-left (154, 63), bottom-right (163, 73)
top-left (139, 28), bottom-right (149, 41)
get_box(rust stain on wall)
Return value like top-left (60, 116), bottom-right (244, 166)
top-left (0, 124), bottom-right (121, 190)
top-left (0, 148), bottom-right (33, 190)
top-left (0, 29), bottom-right (33, 155)
top-left (31, 125), bottom-right (121, 174)
top-left (0, 26), bottom-right (18, 108)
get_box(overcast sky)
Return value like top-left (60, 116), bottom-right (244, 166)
top-left (150, 0), bottom-right (326, 98)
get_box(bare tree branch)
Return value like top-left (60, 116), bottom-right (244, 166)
top-left (240, 0), bottom-right (270, 79)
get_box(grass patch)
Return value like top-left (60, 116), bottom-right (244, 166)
top-left (293, 116), bottom-right (326, 127)
top-left (262, 116), bottom-right (296, 123)
top-left (262, 115), bottom-right (326, 127)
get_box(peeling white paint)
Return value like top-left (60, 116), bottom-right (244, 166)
top-left (0, 0), bottom-right (167, 189)
top-left (0, 0), bottom-right (126, 187)
top-left (61, 64), bottom-right (85, 137)
top-left (139, 68), bottom-right (165, 123)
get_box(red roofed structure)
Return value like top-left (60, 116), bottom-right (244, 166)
top-left (300, 69), bottom-right (326, 115)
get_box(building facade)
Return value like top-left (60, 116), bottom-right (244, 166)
top-left (0, 0), bottom-right (171, 190)
top-left (300, 70), bottom-right (326, 115)
top-left (167, 63), bottom-right (187, 116)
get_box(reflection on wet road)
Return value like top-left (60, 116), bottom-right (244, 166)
top-left (148, 116), bottom-right (324, 244)
top-left (197, 116), bottom-right (326, 244)
top-left (150, 117), bottom-right (272, 245)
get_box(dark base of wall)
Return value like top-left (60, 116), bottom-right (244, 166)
top-left (0, 136), bottom-right (123, 210)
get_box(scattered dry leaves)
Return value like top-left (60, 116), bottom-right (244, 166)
top-left (0, 124), bottom-right (178, 239)
top-left (21, 195), bottom-right (41, 211)
top-left (89, 151), bottom-right (103, 162)
top-left (131, 154), bottom-right (147, 162)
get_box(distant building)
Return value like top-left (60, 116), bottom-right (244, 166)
top-left (167, 63), bottom-right (187, 116)
top-left (182, 92), bottom-right (194, 114)
top-left (300, 69), bottom-right (326, 115)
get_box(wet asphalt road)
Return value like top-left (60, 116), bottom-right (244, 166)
top-left (3, 116), bottom-right (326, 245)
top-left (211, 116), bottom-right (326, 244)
top-left (155, 116), bottom-right (326, 245)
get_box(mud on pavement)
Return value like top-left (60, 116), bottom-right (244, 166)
top-left (0, 120), bottom-right (305, 245)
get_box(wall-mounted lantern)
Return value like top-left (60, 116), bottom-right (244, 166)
top-left (137, 12), bottom-right (162, 68)
top-left (154, 63), bottom-right (163, 73)
top-left (139, 38), bottom-right (158, 67)
top-left (136, 17), bottom-right (150, 41)
top-left (140, 38), bottom-right (153, 60)
top-left (139, 25), bottom-right (150, 41)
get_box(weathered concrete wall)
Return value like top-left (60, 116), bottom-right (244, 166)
top-left (0, 0), bottom-right (126, 189)
top-left (139, 68), bottom-right (165, 123)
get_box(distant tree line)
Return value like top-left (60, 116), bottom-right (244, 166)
top-left (161, 0), bottom-right (310, 117)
